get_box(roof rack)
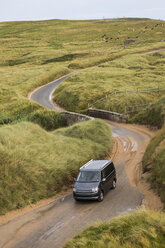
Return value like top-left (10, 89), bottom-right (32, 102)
top-left (80, 159), bottom-right (93, 170)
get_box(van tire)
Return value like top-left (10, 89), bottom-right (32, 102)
top-left (112, 179), bottom-right (116, 189)
top-left (98, 190), bottom-right (104, 202)
top-left (74, 198), bottom-right (79, 202)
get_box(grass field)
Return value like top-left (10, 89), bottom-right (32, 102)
top-left (131, 96), bottom-right (165, 128)
top-left (64, 209), bottom-right (165, 248)
top-left (0, 119), bottom-right (112, 214)
top-left (54, 51), bottom-right (165, 114)
top-left (51, 18), bottom-right (165, 114)
top-left (0, 18), bottom-right (165, 122)
top-left (142, 125), bottom-right (165, 207)
top-left (0, 18), bottom-right (165, 214)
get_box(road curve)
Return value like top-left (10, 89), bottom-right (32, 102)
top-left (0, 74), bottom-right (151, 248)
top-left (29, 73), bottom-right (74, 111)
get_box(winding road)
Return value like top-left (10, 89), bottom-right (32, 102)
top-left (0, 75), bottom-right (151, 248)
top-left (29, 73), bottom-right (74, 111)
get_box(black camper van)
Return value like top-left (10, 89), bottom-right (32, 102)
top-left (73, 160), bottom-right (116, 202)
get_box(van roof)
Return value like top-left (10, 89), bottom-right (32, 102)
top-left (80, 159), bottom-right (112, 171)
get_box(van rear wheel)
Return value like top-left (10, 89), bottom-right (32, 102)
top-left (98, 190), bottom-right (104, 202)
top-left (112, 179), bottom-right (116, 189)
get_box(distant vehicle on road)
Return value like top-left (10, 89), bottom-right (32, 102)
top-left (73, 160), bottom-right (116, 202)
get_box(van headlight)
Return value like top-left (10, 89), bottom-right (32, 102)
top-left (73, 188), bottom-right (77, 192)
top-left (92, 187), bottom-right (99, 193)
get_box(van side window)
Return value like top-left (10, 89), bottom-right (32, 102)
top-left (102, 163), bottom-right (114, 178)
top-left (102, 170), bottom-right (106, 178)
top-left (109, 162), bottom-right (115, 173)
top-left (103, 164), bottom-right (110, 177)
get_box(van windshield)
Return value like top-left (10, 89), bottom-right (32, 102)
top-left (77, 171), bottom-right (100, 182)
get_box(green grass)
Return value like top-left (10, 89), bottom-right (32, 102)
top-left (0, 119), bottom-right (112, 215)
top-left (131, 96), bottom-right (165, 128)
top-left (132, 96), bottom-right (165, 207)
top-left (64, 209), bottom-right (165, 248)
top-left (0, 65), bottom-right (70, 125)
top-left (0, 18), bottom-right (165, 214)
top-left (0, 97), bottom-right (67, 130)
top-left (27, 108), bottom-right (67, 131)
top-left (54, 51), bottom-right (165, 114)
top-left (142, 125), bottom-right (165, 207)
top-left (0, 19), bottom-right (165, 122)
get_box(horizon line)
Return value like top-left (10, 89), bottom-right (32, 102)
top-left (0, 16), bottom-right (165, 24)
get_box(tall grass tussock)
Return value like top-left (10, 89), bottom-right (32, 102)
top-left (131, 96), bottom-right (165, 128)
top-left (0, 97), bottom-right (67, 130)
top-left (142, 125), bottom-right (165, 207)
top-left (64, 209), bottom-right (165, 248)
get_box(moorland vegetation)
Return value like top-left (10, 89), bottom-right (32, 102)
top-left (0, 119), bottom-right (112, 214)
top-left (142, 125), bottom-right (165, 207)
top-left (54, 52), bottom-right (165, 115)
top-left (0, 18), bottom-right (165, 222)
top-left (0, 18), bottom-right (165, 124)
top-left (64, 209), bottom-right (165, 248)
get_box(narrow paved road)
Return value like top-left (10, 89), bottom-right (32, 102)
top-left (29, 73), bottom-right (74, 111)
top-left (0, 74), bottom-right (151, 248)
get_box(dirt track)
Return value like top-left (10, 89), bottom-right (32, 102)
top-left (142, 48), bottom-right (165, 55)
top-left (107, 121), bottom-right (162, 211)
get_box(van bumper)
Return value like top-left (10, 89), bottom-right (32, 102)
top-left (73, 192), bottom-right (99, 201)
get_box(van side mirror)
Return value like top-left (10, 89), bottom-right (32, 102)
top-left (74, 178), bottom-right (77, 182)
top-left (102, 178), bottom-right (106, 182)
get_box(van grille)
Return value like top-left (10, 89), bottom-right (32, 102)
top-left (77, 189), bottom-right (92, 193)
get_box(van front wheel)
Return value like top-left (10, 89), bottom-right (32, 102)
top-left (98, 190), bottom-right (104, 202)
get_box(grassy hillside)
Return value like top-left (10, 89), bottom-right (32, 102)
top-left (52, 19), bottom-right (165, 114)
top-left (131, 96), bottom-right (165, 128)
top-left (0, 18), bottom-right (165, 214)
top-left (0, 100), bottom-right (67, 130)
top-left (133, 96), bottom-right (165, 207)
top-left (0, 119), bottom-right (112, 215)
top-left (142, 126), bottom-right (165, 207)
top-left (0, 65), bottom-right (70, 125)
top-left (64, 209), bottom-right (165, 248)
top-left (0, 19), bottom-right (165, 122)
top-left (54, 51), bottom-right (165, 114)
